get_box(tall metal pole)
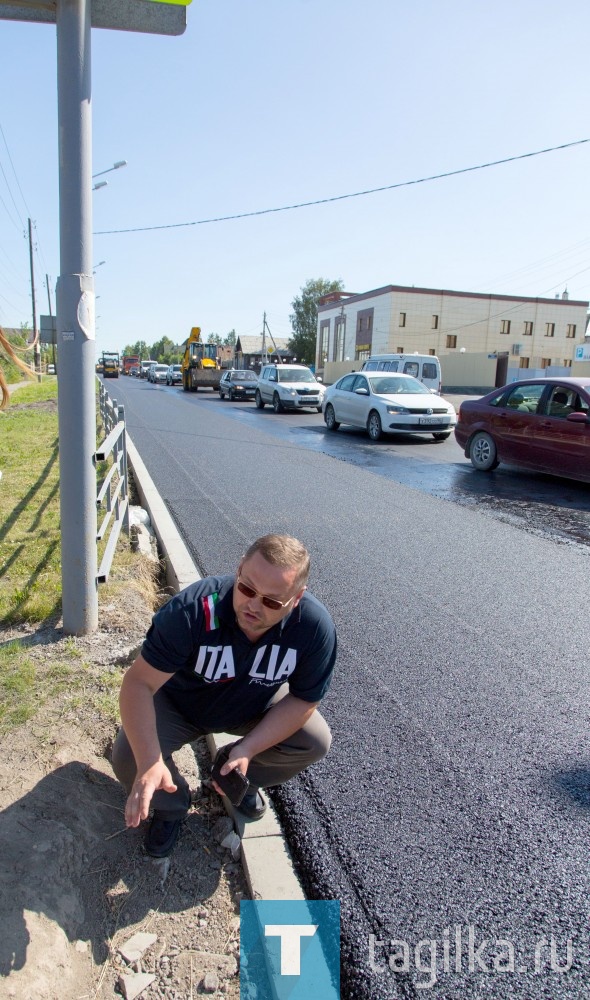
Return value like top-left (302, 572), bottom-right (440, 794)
top-left (56, 0), bottom-right (98, 634)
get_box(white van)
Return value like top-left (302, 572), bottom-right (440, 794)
top-left (361, 353), bottom-right (441, 393)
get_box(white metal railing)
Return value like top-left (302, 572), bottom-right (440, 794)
top-left (96, 381), bottom-right (129, 582)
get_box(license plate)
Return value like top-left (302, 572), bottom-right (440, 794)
top-left (419, 416), bottom-right (448, 424)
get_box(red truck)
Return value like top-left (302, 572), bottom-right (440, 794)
top-left (122, 354), bottom-right (140, 376)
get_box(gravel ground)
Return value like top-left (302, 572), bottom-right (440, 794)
top-left (0, 600), bottom-right (248, 1000)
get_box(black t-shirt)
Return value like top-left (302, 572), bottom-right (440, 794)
top-left (141, 575), bottom-right (337, 731)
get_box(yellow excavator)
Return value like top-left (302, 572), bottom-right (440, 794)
top-left (181, 327), bottom-right (221, 392)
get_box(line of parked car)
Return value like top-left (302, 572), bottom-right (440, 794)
top-left (128, 356), bottom-right (590, 483)
top-left (128, 362), bottom-right (182, 384)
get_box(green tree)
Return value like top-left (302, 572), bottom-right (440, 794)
top-left (224, 329), bottom-right (236, 348)
top-left (149, 336), bottom-right (178, 364)
top-left (289, 278), bottom-right (343, 363)
top-left (207, 333), bottom-right (222, 346)
top-left (122, 340), bottom-right (149, 360)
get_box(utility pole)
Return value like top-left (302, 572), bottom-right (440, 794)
top-left (0, 0), bottom-right (187, 635)
top-left (261, 312), bottom-right (267, 365)
top-left (46, 274), bottom-right (56, 368)
top-left (55, 0), bottom-right (98, 634)
top-left (28, 218), bottom-right (40, 373)
top-left (263, 314), bottom-right (282, 362)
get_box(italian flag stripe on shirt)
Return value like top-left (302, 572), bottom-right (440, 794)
top-left (203, 592), bottom-right (219, 631)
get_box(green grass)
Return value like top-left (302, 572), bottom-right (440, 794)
top-left (0, 383), bottom-right (61, 623)
top-left (0, 380), bottom-right (161, 734)
top-left (0, 640), bottom-right (37, 726)
top-left (4, 378), bottom-right (58, 404)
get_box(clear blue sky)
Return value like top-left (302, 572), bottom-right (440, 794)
top-left (1, 0), bottom-right (589, 358)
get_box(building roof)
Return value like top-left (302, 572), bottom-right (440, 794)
top-left (318, 284), bottom-right (589, 311)
top-left (236, 335), bottom-right (291, 353)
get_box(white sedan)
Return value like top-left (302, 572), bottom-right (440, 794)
top-left (322, 372), bottom-right (456, 441)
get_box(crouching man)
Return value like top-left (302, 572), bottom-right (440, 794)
top-left (112, 534), bottom-right (336, 857)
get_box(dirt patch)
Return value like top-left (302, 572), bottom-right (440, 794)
top-left (6, 398), bottom-right (58, 413)
top-left (0, 594), bottom-right (247, 1000)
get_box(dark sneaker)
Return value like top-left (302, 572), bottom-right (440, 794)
top-left (236, 788), bottom-right (267, 820)
top-left (145, 812), bottom-right (184, 857)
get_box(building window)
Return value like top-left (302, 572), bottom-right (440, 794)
top-left (523, 321), bottom-right (533, 336)
top-left (446, 335), bottom-right (457, 348)
top-left (432, 314), bottom-right (439, 329)
top-left (566, 324), bottom-right (576, 338)
top-left (563, 359), bottom-right (572, 367)
top-left (545, 323), bottom-right (555, 338)
top-left (333, 318), bottom-right (345, 362)
top-left (356, 308), bottom-right (374, 356)
top-left (519, 357), bottom-right (530, 369)
top-left (399, 312), bottom-right (406, 327)
top-left (318, 320), bottom-right (330, 364)
top-left (397, 346), bottom-right (404, 353)
top-left (501, 320), bottom-right (511, 334)
top-left (428, 349), bottom-right (436, 356)
top-left (541, 358), bottom-right (551, 368)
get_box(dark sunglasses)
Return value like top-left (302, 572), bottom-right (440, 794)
top-left (236, 574), bottom-right (297, 612)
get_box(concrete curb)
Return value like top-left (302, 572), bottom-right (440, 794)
top-left (126, 432), bottom-right (304, 901)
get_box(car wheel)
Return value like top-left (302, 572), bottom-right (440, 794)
top-left (469, 431), bottom-right (499, 471)
top-left (229, 388), bottom-right (234, 402)
top-left (219, 388), bottom-right (224, 398)
top-left (255, 390), bottom-right (265, 409)
top-left (367, 410), bottom-right (382, 441)
top-left (432, 432), bottom-right (451, 441)
top-left (316, 405), bottom-right (323, 413)
top-left (324, 404), bottom-right (340, 431)
top-left (273, 392), bottom-right (284, 413)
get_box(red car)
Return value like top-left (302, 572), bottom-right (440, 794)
top-left (454, 377), bottom-right (590, 483)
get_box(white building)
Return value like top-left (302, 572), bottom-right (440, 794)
top-left (317, 285), bottom-right (590, 387)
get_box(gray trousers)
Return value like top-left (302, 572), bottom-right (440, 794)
top-left (111, 686), bottom-right (332, 818)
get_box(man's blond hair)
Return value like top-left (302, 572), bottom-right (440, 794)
top-left (243, 534), bottom-right (310, 588)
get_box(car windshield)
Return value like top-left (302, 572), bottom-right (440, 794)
top-left (368, 375), bottom-right (430, 395)
top-left (172, 365), bottom-right (181, 371)
top-left (232, 371), bottom-right (257, 381)
top-left (277, 368), bottom-right (315, 383)
top-left (155, 365), bottom-right (167, 371)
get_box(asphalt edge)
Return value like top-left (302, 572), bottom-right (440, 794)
top-left (126, 433), bottom-right (305, 902)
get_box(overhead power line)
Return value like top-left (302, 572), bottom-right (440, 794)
top-left (94, 138), bottom-right (589, 236)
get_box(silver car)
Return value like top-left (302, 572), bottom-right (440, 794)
top-left (166, 364), bottom-right (182, 385)
top-left (322, 372), bottom-right (456, 441)
top-left (150, 364), bottom-right (169, 384)
top-left (255, 363), bottom-right (325, 413)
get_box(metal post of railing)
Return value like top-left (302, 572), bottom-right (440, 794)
top-left (118, 403), bottom-right (130, 533)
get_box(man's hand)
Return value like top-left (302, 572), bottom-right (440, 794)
top-left (211, 743), bottom-right (251, 798)
top-left (125, 761), bottom-right (177, 827)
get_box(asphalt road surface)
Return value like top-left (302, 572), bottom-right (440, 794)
top-left (108, 377), bottom-right (590, 998)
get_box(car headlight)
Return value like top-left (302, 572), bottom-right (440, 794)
top-left (386, 405), bottom-right (410, 414)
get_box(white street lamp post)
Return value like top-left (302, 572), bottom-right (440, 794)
top-left (92, 159), bottom-right (127, 179)
top-left (92, 160), bottom-right (126, 191)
